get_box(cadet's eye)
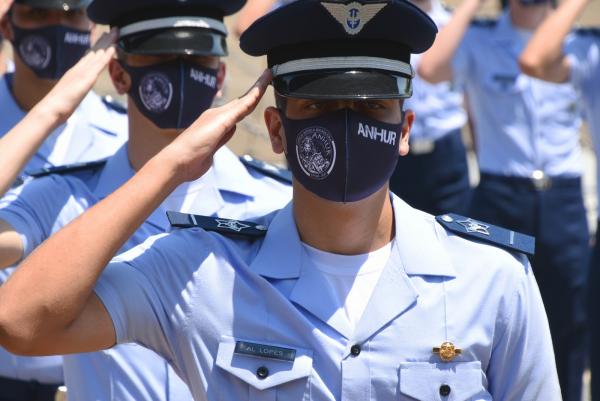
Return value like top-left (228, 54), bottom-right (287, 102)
top-left (306, 102), bottom-right (324, 110)
top-left (365, 102), bottom-right (385, 110)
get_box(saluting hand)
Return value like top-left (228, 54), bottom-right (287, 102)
top-left (0, 0), bottom-right (13, 20)
top-left (160, 69), bottom-right (273, 183)
top-left (36, 29), bottom-right (118, 124)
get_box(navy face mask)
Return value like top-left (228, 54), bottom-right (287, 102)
top-left (122, 59), bottom-right (219, 130)
top-left (280, 108), bottom-right (403, 203)
top-left (11, 23), bottom-right (90, 80)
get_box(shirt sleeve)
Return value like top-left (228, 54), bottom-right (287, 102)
top-left (487, 256), bottom-right (562, 401)
top-left (567, 36), bottom-right (600, 91)
top-left (0, 176), bottom-right (89, 259)
top-left (93, 232), bottom-right (188, 365)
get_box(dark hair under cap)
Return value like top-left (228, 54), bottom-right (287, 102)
top-left (14, 0), bottom-right (92, 10)
top-left (240, 0), bottom-right (437, 100)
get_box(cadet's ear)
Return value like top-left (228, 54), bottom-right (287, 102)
top-left (108, 59), bottom-right (131, 95)
top-left (265, 106), bottom-right (286, 154)
top-left (216, 62), bottom-right (226, 96)
top-left (399, 110), bottom-right (414, 157)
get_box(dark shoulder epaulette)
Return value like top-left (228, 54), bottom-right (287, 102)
top-left (27, 159), bottom-right (108, 179)
top-left (240, 155), bottom-right (292, 185)
top-left (574, 27), bottom-right (600, 37)
top-left (167, 211), bottom-right (268, 239)
top-left (102, 95), bottom-right (127, 114)
top-left (436, 213), bottom-right (535, 256)
top-left (470, 18), bottom-right (498, 28)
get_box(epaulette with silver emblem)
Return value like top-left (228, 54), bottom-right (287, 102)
top-left (167, 211), bottom-right (268, 238)
top-left (436, 213), bottom-right (535, 256)
top-left (102, 95), bottom-right (127, 114)
top-left (27, 159), bottom-right (108, 178)
top-left (240, 155), bottom-right (292, 184)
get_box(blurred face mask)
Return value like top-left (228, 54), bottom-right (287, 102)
top-left (280, 108), bottom-right (404, 203)
top-left (122, 58), bottom-right (219, 130)
top-left (11, 23), bottom-right (90, 80)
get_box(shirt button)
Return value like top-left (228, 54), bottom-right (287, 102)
top-left (256, 366), bottom-right (269, 380)
top-left (439, 384), bottom-right (451, 397)
top-left (350, 344), bottom-right (361, 357)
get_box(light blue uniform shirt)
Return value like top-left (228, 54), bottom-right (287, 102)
top-left (568, 33), bottom-right (600, 202)
top-left (0, 73), bottom-right (128, 178)
top-left (0, 74), bottom-right (127, 385)
top-left (406, 1), bottom-right (466, 145)
top-left (95, 194), bottom-right (561, 401)
top-left (0, 144), bottom-right (291, 400)
top-left (452, 12), bottom-right (583, 177)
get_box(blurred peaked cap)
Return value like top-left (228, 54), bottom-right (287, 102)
top-left (87, 0), bottom-right (247, 56)
top-left (240, 0), bottom-right (438, 100)
top-left (14, 0), bottom-right (92, 10)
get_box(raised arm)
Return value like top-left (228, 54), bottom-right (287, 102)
top-left (0, 69), bottom-right (272, 357)
top-left (519, 0), bottom-right (590, 83)
top-left (0, 30), bottom-right (117, 196)
top-left (418, 0), bottom-right (482, 83)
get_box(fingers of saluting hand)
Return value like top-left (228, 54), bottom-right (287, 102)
top-left (0, 0), bottom-right (13, 20)
top-left (204, 69), bottom-right (273, 133)
top-left (66, 28), bottom-right (118, 82)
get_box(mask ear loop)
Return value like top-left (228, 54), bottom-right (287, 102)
top-left (342, 108), bottom-right (350, 204)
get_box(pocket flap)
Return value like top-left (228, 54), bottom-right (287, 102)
top-left (216, 336), bottom-right (313, 391)
top-left (399, 361), bottom-right (485, 400)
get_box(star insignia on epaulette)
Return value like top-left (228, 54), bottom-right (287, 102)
top-left (215, 219), bottom-right (251, 233)
top-left (457, 219), bottom-right (490, 236)
top-left (321, 1), bottom-right (387, 35)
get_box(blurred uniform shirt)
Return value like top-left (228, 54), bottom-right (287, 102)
top-left (452, 11), bottom-right (583, 178)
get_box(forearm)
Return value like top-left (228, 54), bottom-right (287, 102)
top-left (0, 103), bottom-right (63, 195)
top-left (519, 0), bottom-right (589, 81)
top-left (418, 0), bottom-right (479, 83)
top-left (0, 152), bottom-right (181, 351)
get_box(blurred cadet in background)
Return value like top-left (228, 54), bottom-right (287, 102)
top-left (419, 0), bottom-right (588, 398)
top-left (389, 0), bottom-right (470, 215)
top-left (520, 0), bottom-right (599, 398)
top-left (0, 0), bottom-right (126, 400)
top-left (0, 0), bottom-right (127, 185)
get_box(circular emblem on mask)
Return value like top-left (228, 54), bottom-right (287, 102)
top-left (296, 126), bottom-right (336, 180)
top-left (139, 72), bottom-right (173, 113)
top-left (19, 35), bottom-right (51, 70)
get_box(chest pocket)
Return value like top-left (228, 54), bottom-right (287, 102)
top-left (483, 72), bottom-right (526, 95)
top-left (399, 361), bottom-right (488, 401)
top-left (216, 336), bottom-right (313, 401)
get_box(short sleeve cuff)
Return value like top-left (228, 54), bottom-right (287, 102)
top-left (0, 210), bottom-right (37, 258)
top-left (94, 263), bottom-right (131, 344)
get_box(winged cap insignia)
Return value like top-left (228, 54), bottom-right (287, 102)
top-left (321, 1), bottom-right (387, 35)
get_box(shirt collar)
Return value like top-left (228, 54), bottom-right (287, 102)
top-left (93, 144), bottom-right (135, 199)
top-left (249, 193), bottom-right (456, 279)
top-left (211, 147), bottom-right (258, 198)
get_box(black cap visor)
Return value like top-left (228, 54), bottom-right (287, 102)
top-left (273, 69), bottom-right (413, 100)
top-left (14, 0), bottom-right (91, 10)
top-left (119, 29), bottom-right (227, 57)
